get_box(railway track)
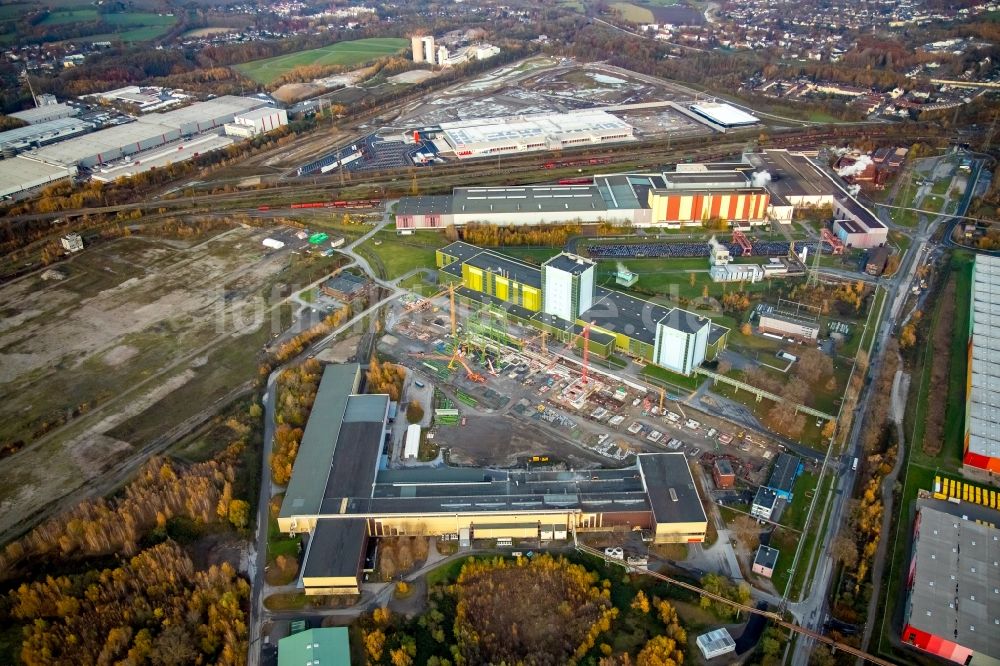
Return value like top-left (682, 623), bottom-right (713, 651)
top-left (0, 123), bottom-right (940, 229)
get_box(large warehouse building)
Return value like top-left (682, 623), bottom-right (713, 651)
top-left (689, 102), bottom-right (760, 128)
top-left (0, 117), bottom-right (94, 156)
top-left (901, 498), bottom-right (1000, 665)
top-left (965, 254), bottom-right (1000, 475)
top-left (435, 242), bottom-right (729, 375)
top-left (10, 99), bottom-right (78, 125)
top-left (397, 151), bottom-right (876, 233)
top-left (749, 149), bottom-right (887, 248)
top-left (280, 363), bottom-right (709, 595)
top-left (436, 110), bottom-right (635, 158)
top-left (27, 96), bottom-right (268, 169)
top-left (397, 170), bottom-right (772, 230)
top-left (0, 156), bottom-right (77, 199)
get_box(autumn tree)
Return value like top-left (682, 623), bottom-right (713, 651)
top-left (899, 323), bottom-right (917, 349)
top-left (228, 499), bottom-right (250, 529)
top-left (831, 533), bottom-right (859, 569)
top-left (363, 629), bottom-right (386, 661)
top-left (406, 399), bottom-right (424, 424)
top-left (367, 356), bottom-right (406, 402)
top-left (451, 554), bottom-right (619, 665)
top-left (636, 635), bottom-right (683, 666)
top-left (699, 573), bottom-right (751, 620)
top-left (631, 589), bottom-right (651, 614)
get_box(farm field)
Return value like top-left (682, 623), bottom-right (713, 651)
top-left (40, 8), bottom-right (177, 41)
top-left (611, 2), bottom-right (656, 22)
top-left (234, 37), bottom-right (409, 85)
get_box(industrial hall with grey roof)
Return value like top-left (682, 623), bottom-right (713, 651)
top-left (278, 363), bottom-right (710, 596)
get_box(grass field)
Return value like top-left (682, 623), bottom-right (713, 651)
top-left (780, 472), bottom-right (818, 531)
top-left (640, 363), bottom-right (703, 393)
top-left (905, 251), bottom-right (972, 473)
top-left (857, 285), bottom-right (887, 357)
top-left (790, 471), bottom-right (835, 599)
top-left (235, 37), bottom-right (408, 85)
top-left (41, 8), bottom-right (177, 41)
top-left (888, 230), bottom-right (912, 256)
top-left (39, 7), bottom-right (98, 24)
top-left (103, 11), bottom-right (175, 27)
top-left (941, 253), bottom-right (973, 462)
top-left (594, 257), bottom-right (783, 302)
top-left (611, 2), bottom-right (656, 22)
top-left (923, 194), bottom-right (946, 213)
top-left (357, 228), bottom-right (448, 280)
top-left (931, 176), bottom-right (953, 196)
top-left (0, 2), bottom-right (32, 21)
top-left (83, 25), bottom-right (174, 42)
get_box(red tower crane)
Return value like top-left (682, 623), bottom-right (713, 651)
top-left (732, 229), bottom-right (753, 256)
top-left (821, 228), bottom-right (845, 255)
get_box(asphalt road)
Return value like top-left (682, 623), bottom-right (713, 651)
top-left (786, 155), bottom-right (970, 665)
top-left (246, 211), bottom-right (398, 666)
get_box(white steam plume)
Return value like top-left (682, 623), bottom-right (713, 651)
top-left (751, 170), bottom-right (772, 188)
top-left (837, 154), bottom-right (873, 178)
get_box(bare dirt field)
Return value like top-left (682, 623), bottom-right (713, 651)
top-left (391, 58), bottom-right (707, 130)
top-left (0, 224), bottom-right (338, 541)
top-left (272, 83), bottom-right (322, 105)
top-left (435, 414), bottom-right (608, 468)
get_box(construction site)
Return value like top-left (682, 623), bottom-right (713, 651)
top-left (377, 254), bottom-right (799, 477)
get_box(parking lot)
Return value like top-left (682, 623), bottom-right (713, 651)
top-left (587, 239), bottom-right (831, 259)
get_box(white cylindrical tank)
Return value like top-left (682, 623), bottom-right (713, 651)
top-left (423, 36), bottom-right (436, 64)
top-left (411, 35), bottom-right (424, 62)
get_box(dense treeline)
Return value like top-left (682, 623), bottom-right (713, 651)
top-left (270, 359), bottom-right (322, 485)
top-left (366, 356), bottom-right (406, 402)
top-left (10, 540), bottom-right (248, 666)
top-left (0, 436), bottom-right (247, 578)
top-left (451, 222), bottom-right (583, 248)
top-left (0, 400), bottom-right (259, 664)
top-left (788, 280), bottom-right (868, 315)
top-left (263, 300), bottom-right (358, 484)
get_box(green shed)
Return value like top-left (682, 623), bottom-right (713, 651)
top-left (278, 626), bottom-right (351, 665)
